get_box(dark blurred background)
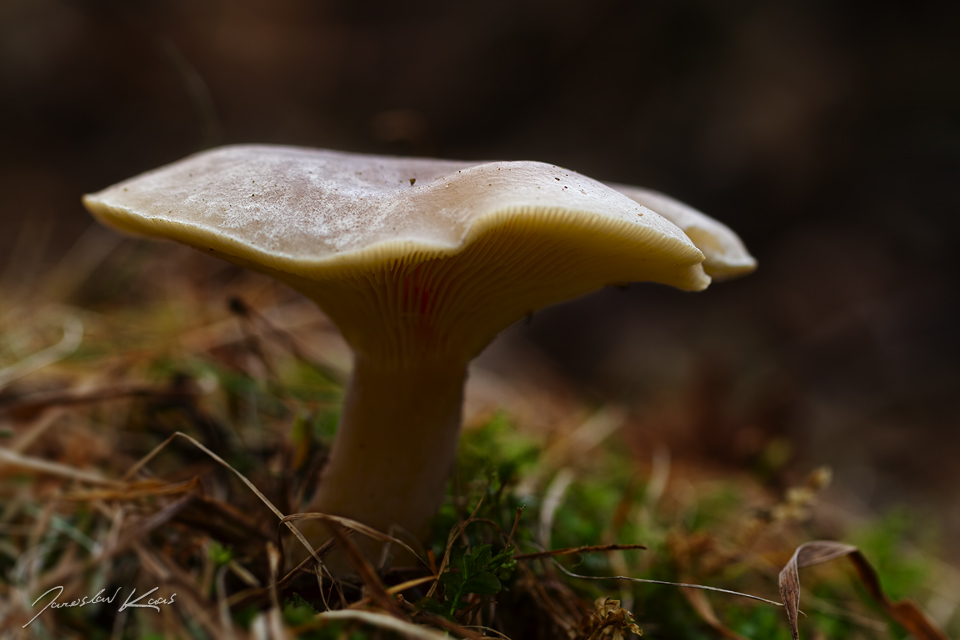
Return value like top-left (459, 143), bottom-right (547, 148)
top-left (1, 1), bottom-right (958, 553)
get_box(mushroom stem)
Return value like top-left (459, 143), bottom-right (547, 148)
top-left (308, 354), bottom-right (468, 549)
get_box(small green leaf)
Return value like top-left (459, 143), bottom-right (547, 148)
top-left (284, 592), bottom-right (317, 613)
top-left (282, 592), bottom-right (318, 626)
top-left (413, 597), bottom-right (446, 615)
top-left (472, 544), bottom-right (493, 569)
top-left (439, 571), bottom-right (464, 592)
top-left (208, 541), bottom-right (233, 567)
top-left (463, 570), bottom-right (501, 595)
top-left (496, 559), bottom-right (517, 581)
top-left (487, 546), bottom-right (515, 571)
top-left (449, 546), bottom-right (466, 570)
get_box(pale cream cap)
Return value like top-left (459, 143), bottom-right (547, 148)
top-left (84, 145), bottom-right (724, 364)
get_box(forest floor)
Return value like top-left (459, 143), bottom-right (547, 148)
top-left (1, 238), bottom-right (957, 639)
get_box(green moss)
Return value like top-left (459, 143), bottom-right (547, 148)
top-left (725, 605), bottom-right (794, 639)
top-left (852, 508), bottom-right (936, 601)
top-left (281, 360), bottom-right (342, 405)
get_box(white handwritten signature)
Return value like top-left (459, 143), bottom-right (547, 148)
top-left (23, 585), bottom-right (177, 628)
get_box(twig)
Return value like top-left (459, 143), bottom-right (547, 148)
top-left (514, 543), bottom-right (647, 562)
top-left (552, 560), bottom-right (785, 607)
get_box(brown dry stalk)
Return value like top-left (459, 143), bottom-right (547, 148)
top-left (323, 522), bottom-right (402, 618)
top-left (681, 587), bottom-right (751, 640)
top-left (514, 543), bottom-right (647, 562)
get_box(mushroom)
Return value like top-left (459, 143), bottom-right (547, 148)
top-left (605, 184), bottom-right (756, 280)
top-left (82, 144), bottom-right (754, 560)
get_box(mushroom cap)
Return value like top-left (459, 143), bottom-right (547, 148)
top-left (607, 184), bottom-right (756, 280)
top-left (83, 145), bottom-right (713, 364)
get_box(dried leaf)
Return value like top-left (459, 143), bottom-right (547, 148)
top-left (574, 597), bottom-right (642, 640)
top-left (778, 540), bottom-right (949, 640)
